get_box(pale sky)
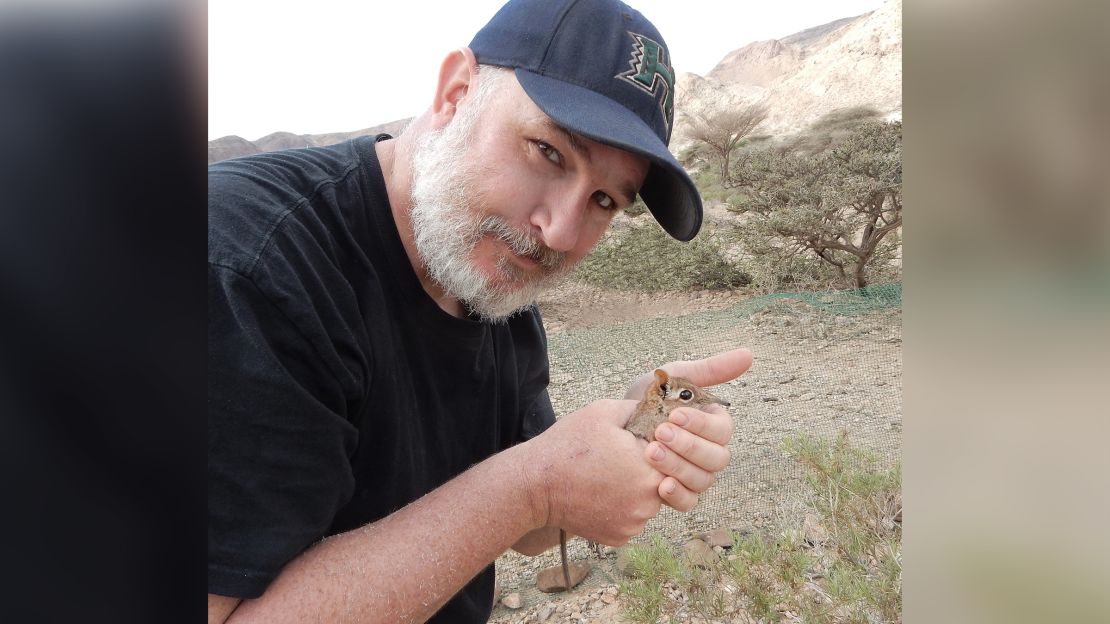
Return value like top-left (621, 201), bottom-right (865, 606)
top-left (208, 0), bottom-right (885, 141)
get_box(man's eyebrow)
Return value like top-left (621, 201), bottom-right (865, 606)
top-left (541, 118), bottom-right (640, 207)
top-left (542, 119), bottom-right (592, 164)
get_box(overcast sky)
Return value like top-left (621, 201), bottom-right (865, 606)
top-left (209, 0), bottom-right (884, 141)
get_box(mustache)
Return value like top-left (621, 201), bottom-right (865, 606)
top-left (477, 217), bottom-right (566, 271)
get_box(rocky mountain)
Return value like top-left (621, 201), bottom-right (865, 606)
top-left (207, 118), bottom-right (411, 164)
top-left (674, 0), bottom-right (901, 147)
top-left (209, 0), bottom-right (901, 162)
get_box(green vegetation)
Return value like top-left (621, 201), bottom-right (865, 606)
top-left (728, 118), bottom-right (902, 289)
top-left (586, 107), bottom-right (902, 294)
top-left (574, 223), bottom-right (750, 291)
top-left (619, 433), bottom-right (902, 623)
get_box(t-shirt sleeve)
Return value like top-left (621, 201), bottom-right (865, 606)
top-left (508, 306), bottom-right (557, 444)
top-left (521, 387), bottom-right (556, 440)
top-left (207, 263), bottom-right (358, 598)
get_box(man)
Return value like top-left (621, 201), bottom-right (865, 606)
top-left (208, 0), bottom-right (752, 622)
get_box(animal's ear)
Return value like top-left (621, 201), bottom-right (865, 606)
top-left (652, 369), bottom-right (669, 396)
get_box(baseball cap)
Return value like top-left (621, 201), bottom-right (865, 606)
top-left (469, 0), bottom-right (703, 241)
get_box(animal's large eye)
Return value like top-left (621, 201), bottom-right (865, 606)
top-left (679, 389), bottom-right (693, 401)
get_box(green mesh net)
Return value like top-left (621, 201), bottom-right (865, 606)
top-left (493, 283), bottom-right (902, 613)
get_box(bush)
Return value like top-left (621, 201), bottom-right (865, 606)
top-left (575, 223), bottom-right (750, 291)
top-left (618, 434), bottom-right (902, 624)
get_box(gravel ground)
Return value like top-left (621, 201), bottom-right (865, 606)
top-left (489, 281), bottom-right (902, 623)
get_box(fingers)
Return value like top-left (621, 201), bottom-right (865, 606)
top-left (663, 348), bottom-right (753, 388)
top-left (658, 476), bottom-right (698, 512)
top-left (646, 440), bottom-right (718, 491)
top-left (656, 414), bottom-right (731, 471)
top-left (645, 408), bottom-right (732, 510)
top-left (669, 405), bottom-right (733, 446)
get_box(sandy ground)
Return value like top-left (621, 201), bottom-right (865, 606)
top-left (488, 280), bottom-right (902, 623)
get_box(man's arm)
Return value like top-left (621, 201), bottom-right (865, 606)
top-left (209, 349), bottom-right (751, 624)
top-left (511, 526), bottom-right (563, 556)
top-left (210, 398), bottom-right (663, 624)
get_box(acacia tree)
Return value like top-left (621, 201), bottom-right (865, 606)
top-left (683, 102), bottom-right (768, 186)
top-left (730, 119), bottom-right (902, 289)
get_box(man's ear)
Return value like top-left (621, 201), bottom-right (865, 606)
top-left (429, 47), bottom-right (479, 129)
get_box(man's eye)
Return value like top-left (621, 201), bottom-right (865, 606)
top-left (536, 141), bottom-right (561, 165)
top-left (593, 192), bottom-right (614, 209)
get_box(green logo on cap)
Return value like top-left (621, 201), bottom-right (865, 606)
top-left (618, 32), bottom-right (675, 135)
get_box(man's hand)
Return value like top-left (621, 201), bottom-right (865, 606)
top-left (624, 348), bottom-right (753, 511)
top-left (518, 399), bottom-right (663, 547)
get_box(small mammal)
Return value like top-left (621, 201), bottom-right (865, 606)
top-left (557, 369), bottom-right (730, 590)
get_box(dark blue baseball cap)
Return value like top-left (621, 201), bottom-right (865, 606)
top-left (469, 0), bottom-right (703, 241)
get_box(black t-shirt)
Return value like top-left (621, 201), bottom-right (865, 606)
top-left (207, 135), bottom-right (555, 622)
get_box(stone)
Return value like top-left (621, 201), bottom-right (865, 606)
top-left (537, 605), bottom-right (554, 622)
top-left (536, 561), bottom-right (592, 593)
top-left (803, 513), bottom-right (828, 546)
top-left (700, 527), bottom-right (735, 548)
top-left (501, 592), bottom-right (522, 609)
top-left (682, 538), bottom-right (720, 568)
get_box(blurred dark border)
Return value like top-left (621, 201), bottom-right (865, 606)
top-left (0, 3), bottom-right (204, 622)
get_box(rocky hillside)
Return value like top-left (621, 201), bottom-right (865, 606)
top-left (674, 0), bottom-right (901, 147)
top-left (207, 118), bottom-right (411, 164)
top-left (209, 0), bottom-right (900, 162)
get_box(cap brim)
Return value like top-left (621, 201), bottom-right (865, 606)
top-left (514, 69), bottom-right (703, 241)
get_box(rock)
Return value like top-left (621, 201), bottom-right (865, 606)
top-left (501, 592), bottom-right (522, 609)
top-left (700, 527), bottom-right (735, 548)
top-left (803, 513), bottom-right (828, 546)
top-left (682, 538), bottom-right (720, 568)
top-left (536, 561), bottom-right (592, 593)
top-left (537, 605), bottom-right (554, 621)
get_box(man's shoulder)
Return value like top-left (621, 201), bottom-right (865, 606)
top-left (208, 137), bottom-right (383, 274)
top-left (208, 138), bottom-right (369, 194)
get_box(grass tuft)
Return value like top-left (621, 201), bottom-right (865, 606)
top-left (619, 433), bottom-right (901, 623)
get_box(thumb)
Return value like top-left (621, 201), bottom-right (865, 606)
top-left (663, 348), bottom-right (753, 387)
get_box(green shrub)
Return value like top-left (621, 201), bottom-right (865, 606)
top-left (618, 434), bottom-right (902, 624)
top-left (575, 224), bottom-right (750, 291)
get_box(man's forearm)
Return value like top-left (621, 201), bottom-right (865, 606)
top-left (222, 440), bottom-right (544, 624)
top-left (511, 525), bottom-right (563, 556)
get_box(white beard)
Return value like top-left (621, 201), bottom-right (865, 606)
top-left (408, 75), bottom-right (572, 323)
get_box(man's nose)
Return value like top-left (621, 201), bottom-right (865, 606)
top-left (535, 187), bottom-right (591, 253)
